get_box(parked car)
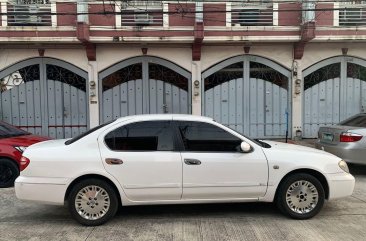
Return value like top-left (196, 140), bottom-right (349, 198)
top-left (315, 113), bottom-right (366, 165)
top-left (0, 121), bottom-right (49, 188)
top-left (15, 115), bottom-right (354, 226)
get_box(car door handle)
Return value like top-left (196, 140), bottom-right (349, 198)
top-left (184, 159), bottom-right (201, 165)
top-left (105, 158), bottom-right (123, 165)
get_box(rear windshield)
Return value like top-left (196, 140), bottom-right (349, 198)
top-left (0, 122), bottom-right (29, 139)
top-left (340, 115), bottom-right (366, 127)
top-left (65, 120), bottom-right (115, 145)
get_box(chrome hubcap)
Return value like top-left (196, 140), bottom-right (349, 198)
top-left (75, 185), bottom-right (110, 220)
top-left (286, 180), bottom-right (319, 214)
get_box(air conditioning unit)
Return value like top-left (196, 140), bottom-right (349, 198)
top-left (134, 12), bottom-right (152, 25)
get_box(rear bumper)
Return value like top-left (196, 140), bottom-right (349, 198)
top-left (315, 142), bottom-right (366, 165)
top-left (15, 176), bottom-right (68, 205)
top-left (325, 172), bottom-right (355, 200)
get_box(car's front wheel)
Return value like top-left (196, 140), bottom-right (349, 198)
top-left (276, 173), bottom-right (325, 219)
top-left (68, 178), bottom-right (119, 226)
top-left (0, 158), bottom-right (19, 188)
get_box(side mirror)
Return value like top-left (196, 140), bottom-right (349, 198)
top-left (240, 142), bottom-right (252, 153)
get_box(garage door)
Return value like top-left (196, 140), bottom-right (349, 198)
top-left (0, 58), bottom-right (88, 138)
top-left (202, 55), bottom-right (291, 139)
top-left (303, 57), bottom-right (366, 138)
top-left (99, 56), bottom-right (191, 123)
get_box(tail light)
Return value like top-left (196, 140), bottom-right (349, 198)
top-left (20, 156), bottom-right (30, 171)
top-left (340, 132), bottom-right (363, 142)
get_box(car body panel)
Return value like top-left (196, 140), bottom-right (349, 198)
top-left (315, 114), bottom-right (366, 164)
top-left (14, 114), bottom-right (355, 208)
top-left (0, 121), bottom-right (49, 167)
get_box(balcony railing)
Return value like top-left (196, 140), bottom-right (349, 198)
top-left (339, 2), bottom-right (366, 26)
top-left (231, 3), bottom-right (273, 26)
top-left (7, 0), bottom-right (51, 26)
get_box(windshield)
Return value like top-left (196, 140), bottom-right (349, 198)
top-left (0, 122), bottom-right (29, 139)
top-left (340, 114), bottom-right (366, 127)
top-left (65, 120), bottom-right (115, 145)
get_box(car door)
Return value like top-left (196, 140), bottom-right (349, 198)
top-left (175, 120), bottom-right (268, 200)
top-left (99, 120), bottom-right (182, 201)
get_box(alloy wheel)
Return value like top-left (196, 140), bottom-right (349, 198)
top-left (74, 185), bottom-right (111, 220)
top-left (285, 180), bottom-right (319, 214)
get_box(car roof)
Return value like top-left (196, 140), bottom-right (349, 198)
top-left (116, 114), bottom-right (213, 122)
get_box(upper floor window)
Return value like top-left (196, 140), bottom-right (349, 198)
top-left (231, 1), bottom-right (273, 26)
top-left (339, 1), bottom-right (366, 26)
top-left (7, 0), bottom-right (51, 26)
top-left (120, 1), bottom-right (163, 27)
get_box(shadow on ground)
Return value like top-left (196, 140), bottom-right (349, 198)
top-left (349, 164), bottom-right (366, 176)
top-left (116, 202), bottom-right (278, 219)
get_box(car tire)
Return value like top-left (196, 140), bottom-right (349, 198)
top-left (0, 158), bottom-right (19, 188)
top-left (68, 178), bottom-right (119, 226)
top-left (276, 173), bottom-right (325, 219)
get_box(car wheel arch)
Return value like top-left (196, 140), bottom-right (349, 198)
top-left (64, 174), bottom-right (122, 207)
top-left (275, 168), bottom-right (329, 200)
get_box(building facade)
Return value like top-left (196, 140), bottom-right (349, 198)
top-left (0, 0), bottom-right (366, 139)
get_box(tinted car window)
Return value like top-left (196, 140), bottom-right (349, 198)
top-left (105, 121), bottom-right (174, 151)
top-left (0, 122), bottom-right (29, 139)
top-left (177, 121), bottom-right (242, 152)
top-left (340, 115), bottom-right (366, 127)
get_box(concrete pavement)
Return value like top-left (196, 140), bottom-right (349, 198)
top-left (1, 165), bottom-right (366, 241)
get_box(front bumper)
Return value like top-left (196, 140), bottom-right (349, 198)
top-left (325, 172), bottom-right (355, 200)
top-left (315, 142), bottom-right (366, 165)
top-left (15, 176), bottom-right (68, 205)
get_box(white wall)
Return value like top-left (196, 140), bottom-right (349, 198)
top-left (0, 47), bottom-right (88, 71)
top-left (96, 45), bottom-right (193, 72)
top-left (201, 44), bottom-right (294, 71)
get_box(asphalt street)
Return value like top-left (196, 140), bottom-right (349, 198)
top-left (1, 165), bottom-right (366, 241)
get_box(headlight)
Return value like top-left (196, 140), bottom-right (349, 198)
top-left (338, 160), bottom-right (349, 173)
top-left (14, 146), bottom-right (27, 153)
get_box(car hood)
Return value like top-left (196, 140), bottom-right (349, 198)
top-left (261, 141), bottom-right (343, 173)
top-left (263, 141), bottom-right (329, 155)
top-left (0, 134), bottom-right (49, 146)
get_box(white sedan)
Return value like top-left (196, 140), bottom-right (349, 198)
top-left (15, 115), bottom-right (355, 226)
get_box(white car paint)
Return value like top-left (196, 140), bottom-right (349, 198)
top-left (15, 114), bottom-right (355, 207)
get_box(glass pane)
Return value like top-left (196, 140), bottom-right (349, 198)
top-left (304, 63), bottom-right (341, 90)
top-left (177, 121), bottom-right (242, 152)
top-left (250, 62), bottom-right (288, 89)
top-left (102, 63), bottom-right (142, 91)
top-left (347, 63), bottom-right (366, 81)
top-left (105, 121), bottom-right (174, 151)
top-left (149, 63), bottom-right (188, 91)
top-left (340, 114), bottom-right (366, 127)
top-left (46, 64), bottom-right (86, 91)
top-left (0, 64), bottom-right (39, 92)
top-left (204, 62), bottom-right (243, 91)
top-left (65, 120), bottom-right (114, 145)
top-left (0, 121), bottom-right (29, 139)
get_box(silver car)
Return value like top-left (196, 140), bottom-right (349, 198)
top-left (315, 113), bottom-right (366, 164)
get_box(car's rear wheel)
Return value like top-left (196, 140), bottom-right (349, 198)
top-left (276, 173), bottom-right (325, 219)
top-left (0, 158), bottom-right (19, 188)
top-left (68, 178), bottom-right (118, 226)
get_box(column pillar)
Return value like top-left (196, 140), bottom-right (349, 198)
top-left (1, 0), bottom-right (7, 27)
top-left (292, 60), bottom-right (303, 139)
top-left (88, 61), bottom-right (99, 128)
top-left (191, 61), bottom-right (202, 116)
